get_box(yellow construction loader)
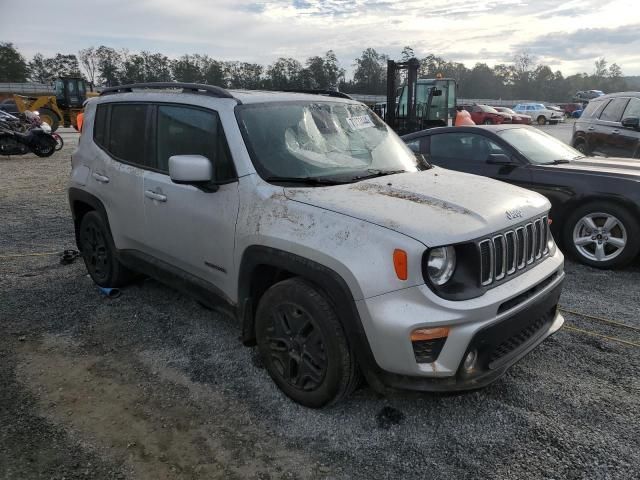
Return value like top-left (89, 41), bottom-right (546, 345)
top-left (0, 77), bottom-right (97, 131)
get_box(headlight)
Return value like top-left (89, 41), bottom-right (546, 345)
top-left (427, 246), bottom-right (456, 285)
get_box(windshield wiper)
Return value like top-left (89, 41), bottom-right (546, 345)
top-left (264, 176), bottom-right (349, 185)
top-left (350, 169), bottom-right (406, 181)
top-left (542, 159), bottom-right (571, 165)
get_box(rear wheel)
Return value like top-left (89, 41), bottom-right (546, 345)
top-left (255, 277), bottom-right (360, 408)
top-left (537, 115), bottom-right (547, 125)
top-left (78, 211), bottom-right (134, 286)
top-left (37, 108), bottom-right (60, 132)
top-left (563, 202), bottom-right (640, 268)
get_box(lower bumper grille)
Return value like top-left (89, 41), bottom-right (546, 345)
top-left (488, 312), bottom-right (551, 366)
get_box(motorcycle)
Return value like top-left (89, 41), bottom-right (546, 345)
top-left (0, 110), bottom-right (58, 157)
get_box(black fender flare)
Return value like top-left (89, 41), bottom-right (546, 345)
top-left (68, 187), bottom-right (112, 249)
top-left (237, 245), bottom-right (385, 390)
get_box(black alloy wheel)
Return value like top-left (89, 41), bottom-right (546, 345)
top-left (255, 278), bottom-right (360, 408)
top-left (264, 302), bottom-right (328, 391)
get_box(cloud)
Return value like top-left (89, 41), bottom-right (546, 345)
top-left (515, 24), bottom-right (640, 62)
top-left (2, 0), bottom-right (640, 76)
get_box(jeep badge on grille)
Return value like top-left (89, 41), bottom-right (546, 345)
top-left (506, 209), bottom-right (523, 220)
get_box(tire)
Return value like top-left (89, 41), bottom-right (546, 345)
top-left (37, 108), bottom-right (60, 132)
top-left (255, 277), bottom-right (360, 408)
top-left (573, 138), bottom-right (590, 156)
top-left (78, 211), bottom-right (135, 287)
top-left (31, 136), bottom-right (57, 157)
top-left (537, 115), bottom-right (547, 125)
top-left (483, 119), bottom-right (493, 125)
top-left (562, 201), bottom-right (640, 269)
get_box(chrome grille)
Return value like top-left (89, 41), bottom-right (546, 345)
top-left (479, 216), bottom-right (549, 287)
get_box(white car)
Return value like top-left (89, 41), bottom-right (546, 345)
top-left (68, 83), bottom-right (565, 407)
top-left (513, 103), bottom-right (564, 125)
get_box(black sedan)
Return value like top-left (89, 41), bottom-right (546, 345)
top-left (402, 125), bottom-right (640, 268)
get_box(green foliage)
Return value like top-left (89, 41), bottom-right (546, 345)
top-left (3, 43), bottom-right (633, 102)
top-left (0, 42), bottom-right (28, 82)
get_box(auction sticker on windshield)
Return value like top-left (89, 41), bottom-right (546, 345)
top-left (346, 115), bottom-right (375, 131)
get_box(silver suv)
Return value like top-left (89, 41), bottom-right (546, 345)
top-left (69, 83), bottom-right (565, 407)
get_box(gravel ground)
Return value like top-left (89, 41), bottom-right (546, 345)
top-left (1, 130), bottom-right (639, 480)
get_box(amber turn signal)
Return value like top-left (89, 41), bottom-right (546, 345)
top-left (410, 327), bottom-right (450, 342)
top-left (393, 249), bottom-right (408, 280)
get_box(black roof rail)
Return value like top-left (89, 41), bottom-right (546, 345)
top-left (282, 89), bottom-right (353, 100)
top-left (100, 82), bottom-right (235, 99)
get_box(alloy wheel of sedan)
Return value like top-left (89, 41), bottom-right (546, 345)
top-left (572, 212), bottom-right (627, 262)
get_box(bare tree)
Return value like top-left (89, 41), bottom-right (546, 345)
top-left (79, 47), bottom-right (99, 89)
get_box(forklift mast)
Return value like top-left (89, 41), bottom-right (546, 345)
top-left (384, 58), bottom-right (457, 135)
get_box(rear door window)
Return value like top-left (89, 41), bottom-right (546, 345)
top-left (599, 98), bottom-right (629, 123)
top-left (108, 104), bottom-right (150, 165)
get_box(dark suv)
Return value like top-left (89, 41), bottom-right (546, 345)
top-left (572, 92), bottom-right (640, 158)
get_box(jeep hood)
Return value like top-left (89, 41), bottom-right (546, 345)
top-left (284, 168), bottom-right (549, 246)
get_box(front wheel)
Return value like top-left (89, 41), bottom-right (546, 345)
top-left (255, 278), bottom-right (360, 408)
top-left (537, 115), bottom-right (547, 125)
top-left (31, 136), bottom-right (57, 157)
top-left (483, 119), bottom-right (493, 125)
top-left (573, 139), bottom-right (590, 156)
top-left (563, 202), bottom-right (640, 268)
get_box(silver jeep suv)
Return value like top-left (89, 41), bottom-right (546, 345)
top-left (69, 83), bottom-right (565, 407)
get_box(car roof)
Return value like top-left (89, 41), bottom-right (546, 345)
top-left (96, 83), bottom-right (357, 106)
top-left (597, 91), bottom-right (640, 100)
top-left (401, 124), bottom-right (529, 140)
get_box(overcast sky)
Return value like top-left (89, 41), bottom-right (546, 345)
top-left (3, 0), bottom-right (640, 76)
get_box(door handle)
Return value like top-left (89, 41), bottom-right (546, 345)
top-left (92, 172), bottom-right (110, 183)
top-left (145, 190), bottom-right (167, 202)
top-left (587, 126), bottom-right (595, 131)
top-left (611, 129), bottom-right (620, 134)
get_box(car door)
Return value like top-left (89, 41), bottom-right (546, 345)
top-left (425, 131), bottom-right (532, 188)
top-left (618, 97), bottom-right (640, 158)
top-left (592, 97), bottom-right (629, 157)
top-left (142, 103), bottom-right (240, 299)
top-left (91, 102), bottom-right (149, 251)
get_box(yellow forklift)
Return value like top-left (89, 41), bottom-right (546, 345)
top-left (1, 77), bottom-right (95, 132)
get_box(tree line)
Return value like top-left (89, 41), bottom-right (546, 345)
top-left (0, 42), bottom-right (631, 102)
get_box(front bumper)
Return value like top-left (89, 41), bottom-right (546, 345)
top-left (356, 250), bottom-right (564, 391)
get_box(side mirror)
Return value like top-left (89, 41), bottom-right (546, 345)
top-left (169, 154), bottom-right (214, 184)
top-left (621, 117), bottom-right (639, 130)
top-left (487, 153), bottom-right (514, 165)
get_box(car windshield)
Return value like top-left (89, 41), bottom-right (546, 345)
top-left (236, 101), bottom-right (429, 183)
top-left (497, 107), bottom-right (515, 114)
top-left (496, 127), bottom-right (583, 164)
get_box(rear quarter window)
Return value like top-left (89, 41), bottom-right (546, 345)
top-left (93, 104), bottom-right (108, 148)
top-left (581, 100), bottom-right (606, 119)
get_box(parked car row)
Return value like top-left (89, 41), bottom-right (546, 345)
top-left (461, 103), bottom-right (566, 126)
